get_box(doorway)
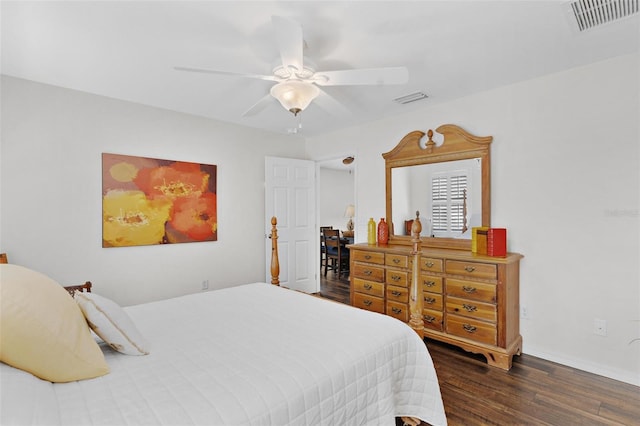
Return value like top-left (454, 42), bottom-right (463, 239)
top-left (317, 156), bottom-right (355, 301)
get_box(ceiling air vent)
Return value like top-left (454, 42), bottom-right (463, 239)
top-left (568, 0), bottom-right (639, 31)
top-left (394, 92), bottom-right (428, 105)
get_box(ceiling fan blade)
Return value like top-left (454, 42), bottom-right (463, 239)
top-left (242, 93), bottom-right (275, 117)
top-left (313, 88), bottom-right (351, 117)
top-left (313, 67), bottom-right (409, 86)
top-left (174, 66), bottom-right (278, 82)
top-left (271, 16), bottom-right (304, 73)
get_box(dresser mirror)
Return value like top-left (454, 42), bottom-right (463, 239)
top-left (383, 124), bottom-right (492, 250)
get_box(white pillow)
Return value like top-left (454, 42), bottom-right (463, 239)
top-left (75, 292), bottom-right (150, 355)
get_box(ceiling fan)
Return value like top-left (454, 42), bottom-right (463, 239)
top-left (175, 16), bottom-right (409, 117)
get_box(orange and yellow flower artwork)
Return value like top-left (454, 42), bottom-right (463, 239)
top-left (102, 153), bottom-right (217, 247)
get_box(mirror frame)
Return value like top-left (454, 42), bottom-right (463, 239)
top-left (383, 124), bottom-right (492, 250)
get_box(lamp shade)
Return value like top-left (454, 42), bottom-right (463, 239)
top-left (344, 204), bottom-right (355, 233)
top-left (344, 204), bottom-right (355, 218)
top-left (270, 80), bottom-right (320, 115)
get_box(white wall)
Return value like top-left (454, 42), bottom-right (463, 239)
top-left (2, 54), bottom-right (638, 385)
top-left (0, 76), bottom-right (306, 306)
top-left (306, 53), bottom-right (640, 385)
top-left (318, 168), bottom-right (354, 231)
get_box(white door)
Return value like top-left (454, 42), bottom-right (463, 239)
top-left (265, 156), bottom-right (317, 293)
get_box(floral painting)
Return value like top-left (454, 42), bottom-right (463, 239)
top-left (102, 153), bottom-right (217, 247)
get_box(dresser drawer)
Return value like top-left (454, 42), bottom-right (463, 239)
top-left (446, 314), bottom-right (497, 346)
top-left (447, 278), bottom-right (496, 303)
top-left (420, 257), bottom-right (444, 273)
top-left (352, 263), bottom-right (385, 282)
top-left (421, 275), bottom-right (443, 294)
top-left (386, 268), bottom-right (409, 287)
top-left (353, 292), bottom-right (384, 314)
top-left (352, 250), bottom-right (385, 265)
top-left (353, 278), bottom-right (384, 297)
top-left (386, 254), bottom-right (409, 268)
top-left (446, 296), bottom-right (496, 322)
top-left (446, 260), bottom-right (497, 280)
top-left (386, 301), bottom-right (409, 322)
top-left (423, 309), bottom-right (444, 331)
top-left (386, 285), bottom-right (408, 303)
top-left (423, 293), bottom-right (443, 310)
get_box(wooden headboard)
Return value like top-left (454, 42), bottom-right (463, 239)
top-left (63, 282), bottom-right (93, 297)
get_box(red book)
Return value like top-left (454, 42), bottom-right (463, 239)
top-left (487, 228), bottom-right (507, 257)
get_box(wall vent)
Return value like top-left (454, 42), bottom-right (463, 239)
top-left (394, 92), bottom-right (429, 105)
top-left (568, 0), bottom-right (639, 31)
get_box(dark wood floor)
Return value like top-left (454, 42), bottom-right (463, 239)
top-left (319, 268), bottom-right (351, 302)
top-left (320, 272), bottom-right (640, 426)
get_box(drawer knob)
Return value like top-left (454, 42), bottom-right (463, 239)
top-left (364, 270), bottom-right (372, 276)
top-left (424, 315), bottom-right (436, 323)
top-left (462, 304), bottom-right (477, 312)
top-left (464, 266), bottom-right (476, 273)
top-left (462, 324), bottom-right (477, 333)
top-left (363, 299), bottom-right (372, 306)
top-left (392, 258), bottom-right (400, 264)
top-left (462, 286), bottom-right (477, 293)
top-left (424, 297), bottom-right (436, 304)
top-left (391, 290), bottom-right (402, 297)
top-left (364, 284), bottom-right (372, 290)
top-left (364, 255), bottom-right (372, 260)
top-left (391, 275), bottom-right (401, 281)
top-left (424, 280), bottom-right (435, 287)
top-left (392, 307), bottom-right (402, 314)
top-left (424, 261), bottom-right (434, 268)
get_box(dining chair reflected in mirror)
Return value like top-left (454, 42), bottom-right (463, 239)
top-left (323, 228), bottom-right (350, 278)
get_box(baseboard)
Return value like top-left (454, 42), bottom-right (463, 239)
top-left (522, 347), bottom-right (639, 387)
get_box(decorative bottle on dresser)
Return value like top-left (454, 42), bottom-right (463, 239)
top-left (377, 218), bottom-right (389, 245)
top-left (367, 218), bottom-right (376, 245)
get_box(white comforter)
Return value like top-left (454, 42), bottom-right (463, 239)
top-left (1, 283), bottom-right (446, 425)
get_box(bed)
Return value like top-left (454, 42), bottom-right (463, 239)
top-left (0, 219), bottom-right (447, 426)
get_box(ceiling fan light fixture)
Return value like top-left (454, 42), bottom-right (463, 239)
top-left (270, 80), bottom-right (319, 115)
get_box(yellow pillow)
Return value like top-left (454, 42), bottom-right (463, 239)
top-left (0, 264), bottom-right (109, 382)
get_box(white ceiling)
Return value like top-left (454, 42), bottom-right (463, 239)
top-left (2, 1), bottom-right (638, 137)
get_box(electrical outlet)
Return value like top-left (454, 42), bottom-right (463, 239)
top-left (520, 306), bottom-right (530, 319)
top-left (594, 318), bottom-right (607, 336)
top-left (201, 280), bottom-right (209, 290)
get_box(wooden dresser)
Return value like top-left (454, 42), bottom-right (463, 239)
top-left (349, 243), bottom-right (523, 370)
